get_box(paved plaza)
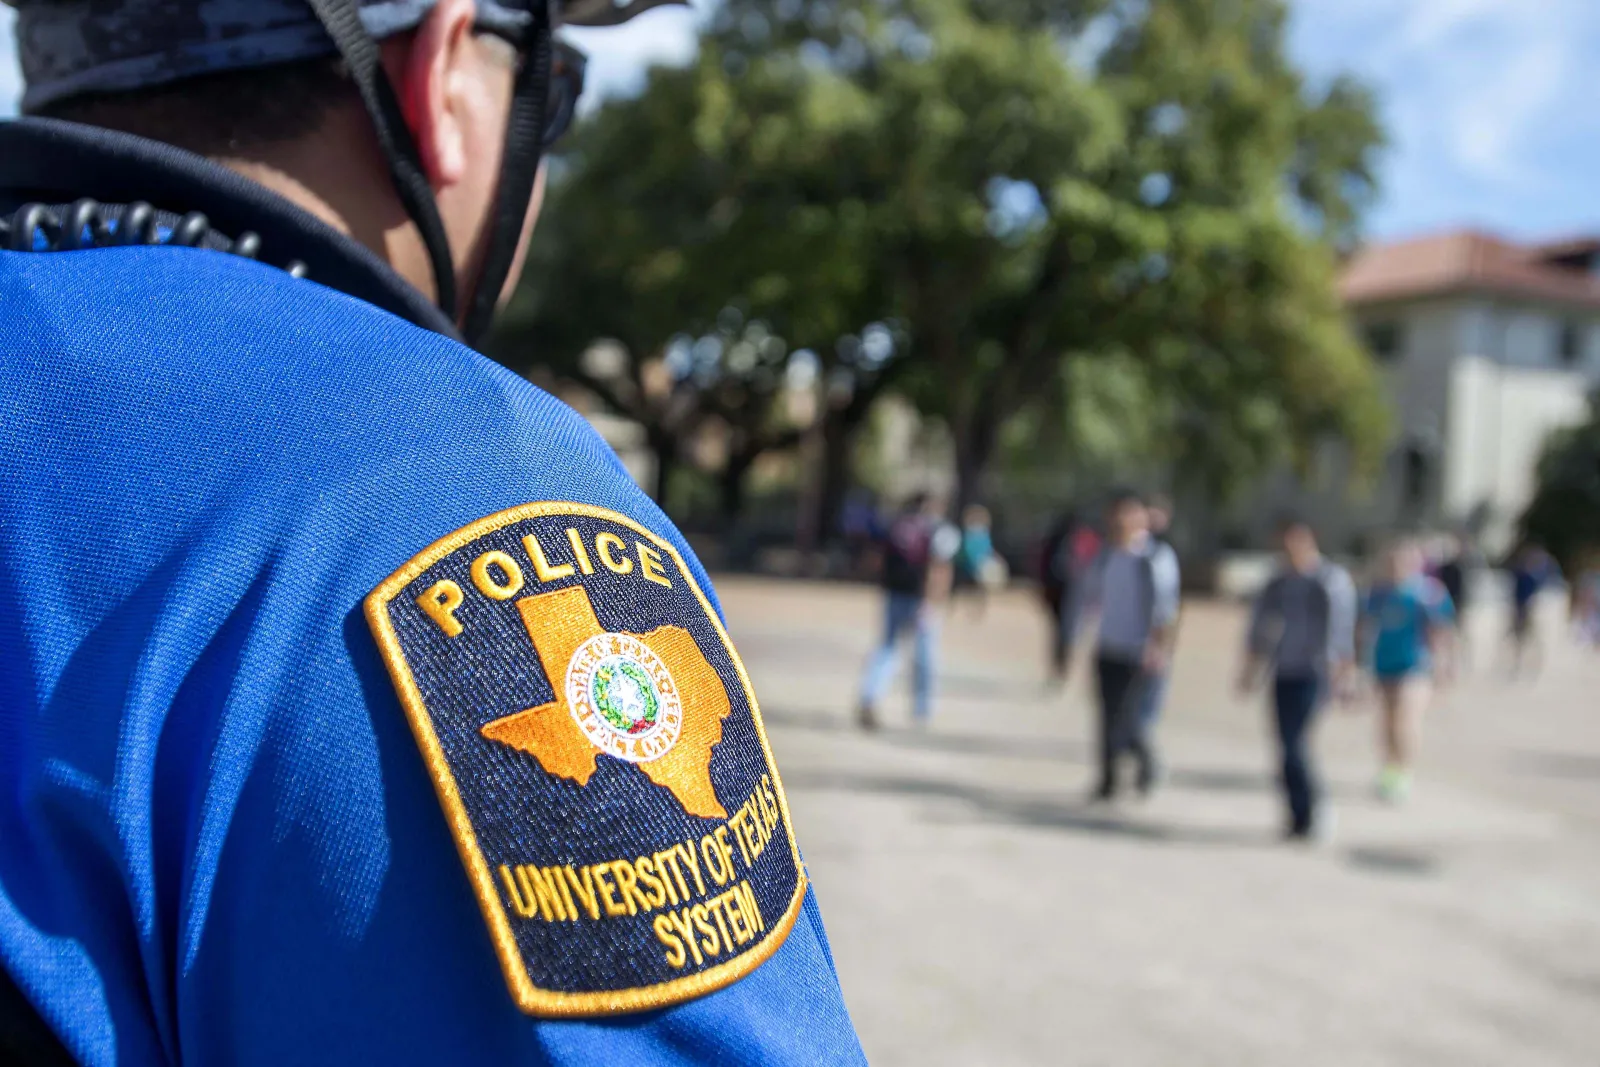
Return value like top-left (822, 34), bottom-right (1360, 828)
top-left (716, 578), bottom-right (1600, 1067)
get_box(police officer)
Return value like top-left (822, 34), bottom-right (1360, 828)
top-left (0, 2), bottom-right (866, 1063)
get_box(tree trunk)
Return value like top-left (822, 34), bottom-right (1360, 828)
top-left (719, 450), bottom-right (755, 532)
top-left (715, 448), bottom-right (761, 569)
top-left (648, 432), bottom-right (680, 508)
top-left (801, 358), bottom-right (910, 555)
top-left (953, 389), bottom-right (1002, 516)
top-left (794, 419), bottom-right (824, 554)
top-left (814, 413), bottom-right (856, 550)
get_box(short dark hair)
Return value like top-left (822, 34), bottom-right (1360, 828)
top-left (1275, 512), bottom-right (1312, 536)
top-left (1107, 487), bottom-right (1144, 511)
top-left (34, 56), bottom-right (355, 158)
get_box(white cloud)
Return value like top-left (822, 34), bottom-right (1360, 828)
top-left (1449, 24), bottom-right (1564, 183)
top-left (1290, 0), bottom-right (1600, 238)
top-left (564, 6), bottom-right (701, 108)
top-left (1391, 0), bottom-right (1506, 50)
top-left (1, 8), bottom-right (19, 118)
top-left (1300, 0), bottom-right (1591, 185)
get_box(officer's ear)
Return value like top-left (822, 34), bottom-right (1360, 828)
top-left (388, 0), bottom-right (482, 188)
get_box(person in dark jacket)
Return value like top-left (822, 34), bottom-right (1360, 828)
top-left (1038, 511), bottom-right (1081, 683)
top-left (857, 493), bottom-right (960, 729)
top-left (1063, 491), bottom-right (1181, 800)
top-left (1238, 517), bottom-right (1357, 840)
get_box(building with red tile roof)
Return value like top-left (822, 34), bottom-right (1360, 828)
top-left (1233, 230), bottom-right (1600, 558)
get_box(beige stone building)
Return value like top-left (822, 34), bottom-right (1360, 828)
top-left (1230, 231), bottom-right (1600, 556)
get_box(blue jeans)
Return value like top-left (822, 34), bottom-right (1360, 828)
top-left (1273, 674), bottom-right (1325, 835)
top-left (1137, 670), bottom-right (1168, 733)
top-left (1095, 656), bottom-right (1156, 796)
top-left (860, 592), bottom-right (938, 721)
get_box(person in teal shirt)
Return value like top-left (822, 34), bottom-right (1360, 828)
top-left (1362, 540), bottom-right (1456, 803)
top-left (953, 504), bottom-right (997, 616)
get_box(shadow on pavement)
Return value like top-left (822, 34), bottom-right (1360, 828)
top-left (1165, 767), bottom-right (1273, 793)
top-left (1509, 749), bottom-right (1600, 782)
top-left (936, 671), bottom-right (1075, 703)
top-left (782, 767), bottom-right (1273, 848)
top-left (1344, 846), bottom-right (1441, 877)
top-left (760, 706), bottom-right (1087, 762)
top-left (763, 706), bottom-right (1369, 801)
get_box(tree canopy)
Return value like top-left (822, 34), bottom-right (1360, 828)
top-left (1521, 391), bottom-right (1600, 574)
top-left (494, 0), bottom-right (1389, 532)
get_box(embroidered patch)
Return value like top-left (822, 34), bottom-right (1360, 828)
top-left (364, 503), bottom-right (806, 1017)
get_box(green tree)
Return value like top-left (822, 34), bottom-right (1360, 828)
top-left (711, 0), bottom-right (1388, 511)
top-left (1521, 392), bottom-right (1600, 575)
top-left (897, 0), bottom-right (1387, 507)
top-left (703, 0), bottom-right (1133, 517)
top-left (500, 0), bottom-right (1388, 533)
top-left (495, 40), bottom-right (896, 522)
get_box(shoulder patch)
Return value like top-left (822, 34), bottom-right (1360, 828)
top-left (364, 503), bottom-right (806, 1017)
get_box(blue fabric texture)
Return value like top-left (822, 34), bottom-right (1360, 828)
top-left (0, 245), bottom-right (865, 1066)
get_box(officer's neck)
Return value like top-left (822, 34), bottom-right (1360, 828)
top-left (215, 105), bottom-right (443, 307)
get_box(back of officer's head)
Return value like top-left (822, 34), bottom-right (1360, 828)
top-left (8, 0), bottom-right (535, 308)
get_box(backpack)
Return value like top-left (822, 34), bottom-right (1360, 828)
top-left (882, 514), bottom-right (936, 595)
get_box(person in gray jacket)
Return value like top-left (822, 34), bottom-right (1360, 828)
top-left (1065, 491), bottom-right (1181, 800)
top-left (1238, 516), bottom-right (1357, 840)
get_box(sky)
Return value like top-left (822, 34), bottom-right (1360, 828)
top-left (3, 1), bottom-right (1598, 244)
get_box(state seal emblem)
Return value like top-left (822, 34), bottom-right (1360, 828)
top-left (565, 633), bottom-right (682, 762)
top-left (364, 502), bottom-right (806, 1017)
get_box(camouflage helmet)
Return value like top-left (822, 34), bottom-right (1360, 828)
top-left (5, 0), bottom-right (686, 344)
top-left (7, 0), bottom-right (680, 112)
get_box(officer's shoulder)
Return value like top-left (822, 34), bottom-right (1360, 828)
top-left (8, 244), bottom-right (607, 471)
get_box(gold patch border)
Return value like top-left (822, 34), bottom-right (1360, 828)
top-left (363, 501), bottom-right (808, 1018)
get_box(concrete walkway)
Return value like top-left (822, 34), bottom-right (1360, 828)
top-left (717, 578), bottom-right (1600, 1067)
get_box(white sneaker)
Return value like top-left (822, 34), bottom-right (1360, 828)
top-left (1311, 807), bottom-right (1339, 846)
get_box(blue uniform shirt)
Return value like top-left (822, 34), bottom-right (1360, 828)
top-left (0, 134), bottom-right (864, 1064)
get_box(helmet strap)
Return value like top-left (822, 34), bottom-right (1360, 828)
top-left (460, 5), bottom-right (554, 346)
top-left (305, 0), bottom-right (460, 322)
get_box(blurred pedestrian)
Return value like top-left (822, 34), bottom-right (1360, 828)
top-left (954, 504), bottom-right (998, 616)
top-left (1064, 490), bottom-right (1181, 800)
top-left (1238, 517), bottom-right (1357, 841)
top-left (1136, 493), bottom-right (1179, 750)
top-left (1146, 494), bottom-right (1174, 549)
top-left (857, 493), bottom-right (960, 730)
top-left (1505, 542), bottom-right (1559, 678)
top-left (1039, 513), bottom-right (1076, 682)
top-left (1434, 533), bottom-right (1478, 672)
top-left (841, 488), bottom-right (884, 579)
top-left (1038, 512), bottom-right (1102, 686)
top-left (1361, 539), bottom-right (1456, 804)
top-left (1575, 551), bottom-right (1600, 650)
